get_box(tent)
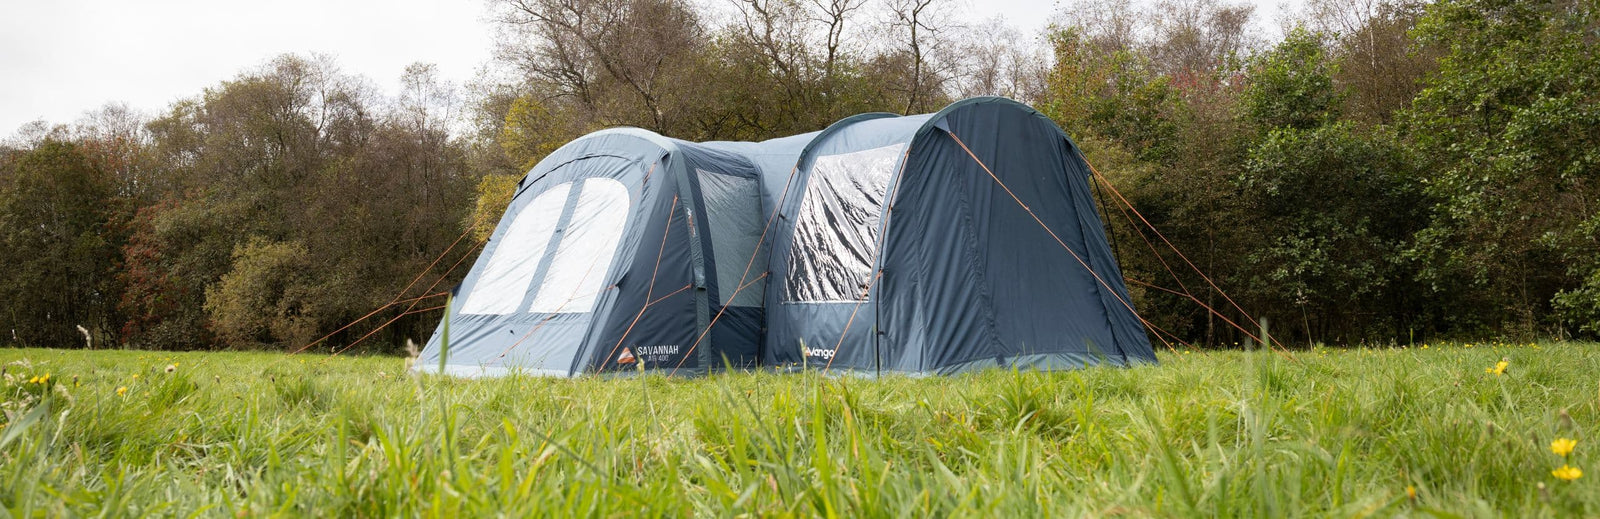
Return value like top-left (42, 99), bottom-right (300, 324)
top-left (415, 128), bottom-right (770, 376)
top-left (416, 97), bottom-right (1157, 376)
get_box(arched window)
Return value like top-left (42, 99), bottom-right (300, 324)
top-left (460, 182), bottom-right (573, 315)
top-left (785, 143), bottom-right (906, 302)
top-left (460, 177), bottom-right (632, 315)
top-left (530, 178), bottom-right (630, 313)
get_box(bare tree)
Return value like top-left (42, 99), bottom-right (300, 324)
top-left (954, 17), bottom-right (1048, 101)
top-left (3, 120), bottom-right (69, 150)
top-left (495, 0), bottom-right (703, 130)
top-left (1308, 0), bottom-right (1437, 123)
top-left (393, 63), bottom-right (463, 206)
top-left (397, 64), bottom-right (458, 135)
top-left (1054, 0), bottom-right (1143, 53)
top-left (885, 0), bottom-right (960, 113)
top-left (73, 103), bottom-right (155, 200)
top-left (1147, 0), bottom-right (1257, 78)
top-left (810, 0), bottom-right (868, 84)
top-left (728, 0), bottom-right (813, 103)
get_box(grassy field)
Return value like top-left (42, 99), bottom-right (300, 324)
top-left (0, 343), bottom-right (1596, 517)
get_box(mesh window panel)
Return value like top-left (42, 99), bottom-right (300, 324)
top-left (459, 182), bottom-right (573, 315)
top-left (696, 169), bottom-right (766, 306)
top-left (530, 178), bottom-right (630, 313)
top-left (784, 143), bottom-right (906, 302)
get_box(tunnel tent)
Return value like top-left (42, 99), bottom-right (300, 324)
top-left (416, 97), bottom-right (1156, 378)
top-left (759, 97), bottom-right (1157, 374)
top-left (415, 128), bottom-right (770, 377)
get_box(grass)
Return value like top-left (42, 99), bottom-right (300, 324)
top-left (0, 342), bottom-right (1596, 517)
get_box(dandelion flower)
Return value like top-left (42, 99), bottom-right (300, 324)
top-left (1486, 359), bottom-right (1508, 376)
top-left (116, 386), bottom-right (127, 397)
top-left (1553, 465), bottom-right (1583, 481)
top-left (1406, 486), bottom-right (1416, 500)
top-left (1552, 438), bottom-right (1577, 457)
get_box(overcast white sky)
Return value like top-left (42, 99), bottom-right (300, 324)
top-left (0, 0), bottom-right (1302, 135)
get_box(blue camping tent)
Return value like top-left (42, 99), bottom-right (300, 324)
top-left (416, 97), bottom-right (1157, 376)
top-left (414, 128), bottom-right (769, 376)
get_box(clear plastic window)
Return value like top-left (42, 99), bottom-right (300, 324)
top-left (784, 143), bottom-right (906, 302)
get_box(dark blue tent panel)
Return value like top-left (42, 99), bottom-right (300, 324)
top-left (417, 98), bottom-right (1156, 377)
top-left (759, 98), bottom-right (1155, 374)
top-left (879, 98), bottom-right (1152, 372)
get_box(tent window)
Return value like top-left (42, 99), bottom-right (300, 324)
top-left (785, 143), bottom-right (906, 302)
top-left (697, 169), bottom-right (766, 306)
top-left (529, 178), bottom-right (630, 313)
top-left (460, 182), bottom-right (573, 315)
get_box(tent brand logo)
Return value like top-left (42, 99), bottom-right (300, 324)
top-left (802, 347), bottom-right (836, 360)
top-left (621, 344), bottom-right (680, 364)
top-left (636, 345), bottom-right (679, 356)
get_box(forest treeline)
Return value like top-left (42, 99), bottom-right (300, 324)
top-left (1, 0), bottom-right (1595, 352)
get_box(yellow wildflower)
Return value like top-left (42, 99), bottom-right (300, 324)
top-left (1552, 438), bottom-right (1577, 457)
top-left (1406, 485), bottom-right (1416, 500)
top-left (1553, 465), bottom-right (1583, 481)
top-left (1485, 359), bottom-right (1508, 376)
top-left (116, 386), bottom-right (127, 396)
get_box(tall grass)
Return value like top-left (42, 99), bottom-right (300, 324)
top-left (0, 342), bottom-right (1595, 516)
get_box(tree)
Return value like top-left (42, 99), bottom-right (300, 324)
top-left (1309, 0), bottom-right (1439, 124)
top-left (1146, 0), bottom-right (1256, 79)
top-left (953, 17), bottom-right (1048, 100)
top-left (493, 0), bottom-right (706, 134)
top-left (0, 141), bottom-right (124, 347)
top-left (812, 0), bottom-right (869, 87)
top-left (1242, 27), bottom-right (1340, 131)
top-left (884, 0), bottom-right (959, 114)
top-left (120, 55), bottom-right (476, 351)
top-left (498, 94), bottom-right (578, 171)
top-left (1403, 0), bottom-right (1600, 337)
top-left (203, 238), bottom-right (315, 347)
top-left (1237, 123), bottom-right (1424, 341)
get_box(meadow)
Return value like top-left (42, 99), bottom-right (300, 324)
top-left (0, 342), bottom-right (1596, 517)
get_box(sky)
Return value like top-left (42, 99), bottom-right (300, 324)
top-left (0, 0), bottom-right (1302, 135)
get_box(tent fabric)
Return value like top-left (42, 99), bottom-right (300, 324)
top-left (877, 98), bottom-right (1151, 373)
top-left (415, 97), bottom-right (1156, 378)
top-left (415, 129), bottom-right (767, 376)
